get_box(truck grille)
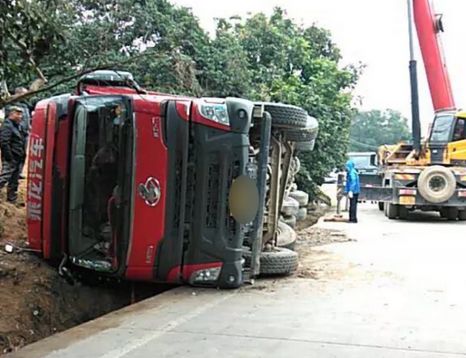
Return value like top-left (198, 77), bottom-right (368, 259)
top-left (172, 157), bottom-right (183, 229)
top-left (206, 158), bottom-right (220, 228)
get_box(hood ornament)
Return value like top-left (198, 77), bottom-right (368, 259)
top-left (138, 177), bottom-right (161, 207)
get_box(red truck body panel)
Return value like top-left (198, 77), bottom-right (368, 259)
top-left (27, 98), bottom-right (73, 259)
top-left (124, 98), bottom-right (169, 281)
top-left (27, 102), bottom-right (48, 254)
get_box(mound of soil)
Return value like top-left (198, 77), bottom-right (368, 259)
top-left (294, 213), bottom-right (355, 280)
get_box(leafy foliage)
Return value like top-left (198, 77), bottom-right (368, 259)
top-left (349, 109), bottom-right (411, 151)
top-left (221, 9), bottom-right (360, 191)
top-left (0, 0), bottom-right (69, 87)
top-left (0, 2), bottom-right (360, 189)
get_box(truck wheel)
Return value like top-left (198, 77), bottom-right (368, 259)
top-left (385, 203), bottom-right (399, 220)
top-left (289, 190), bottom-right (309, 207)
top-left (285, 115), bottom-right (318, 142)
top-left (398, 206), bottom-right (409, 220)
top-left (281, 196), bottom-right (299, 216)
top-left (378, 202), bottom-right (384, 211)
top-left (458, 210), bottom-right (466, 221)
top-left (417, 166), bottom-right (456, 204)
top-left (259, 247), bottom-right (299, 275)
top-left (285, 129), bottom-right (315, 142)
top-left (296, 207), bottom-right (307, 221)
top-left (276, 221), bottom-right (297, 250)
top-left (295, 140), bottom-right (316, 152)
top-left (259, 102), bottom-right (308, 129)
top-left (282, 214), bottom-right (297, 228)
top-left (440, 208), bottom-right (447, 219)
top-left (447, 207), bottom-right (458, 221)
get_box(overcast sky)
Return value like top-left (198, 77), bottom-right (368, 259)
top-left (170, 0), bottom-right (465, 131)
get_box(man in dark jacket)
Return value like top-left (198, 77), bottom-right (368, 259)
top-left (0, 106), bottom-right (27, 202)
top-left (345, 159), bottom-right (361, 223)
top-left (5, 87), bottom-right (32, 179)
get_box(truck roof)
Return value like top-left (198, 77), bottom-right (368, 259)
top-left (347, 152), bottom-right (376, 156)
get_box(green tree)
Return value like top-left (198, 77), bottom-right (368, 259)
top-left (1, 2), bottom-right (361, 190)
top-left (0, 0), bottom-right (210, 104)
top-left (215, 9), bottom-right (361, 191)
top-left (0, 0), bottom-right (71, 91)
top-left (198, 18), bottom-right (253, 97)
top-left (349, 109), bottom-right (411, 151)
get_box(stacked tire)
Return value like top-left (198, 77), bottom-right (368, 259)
top-left (289, 190), bottom-right (309, 223)
top-left (281, 190), bottom-right (309, 227)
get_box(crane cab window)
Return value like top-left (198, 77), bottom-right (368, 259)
top-left (453, 118), bottom-right (466, 142)
top-left (430, 114), bottom-right (455, 143)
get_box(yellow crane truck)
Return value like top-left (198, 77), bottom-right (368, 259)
top-left (360, 0), bottom-right (466, 220)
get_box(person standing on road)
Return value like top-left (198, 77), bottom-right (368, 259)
top-left (0, 106), bottom-right (27, 203)
top-left (345, 159), bottom-right (360, 223)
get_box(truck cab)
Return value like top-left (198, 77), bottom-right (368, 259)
top-left (347, 152), bottom-right (378, 174)
top-left (26, 71), bottom-right (260, 288)
top-left (428, 111), bottom-right (466, 165)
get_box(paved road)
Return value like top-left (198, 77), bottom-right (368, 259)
top-left (11, 205), bottom-right (466, 357)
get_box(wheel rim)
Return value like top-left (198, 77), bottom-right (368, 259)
top-left (428, 175), bottom-right (447, 193)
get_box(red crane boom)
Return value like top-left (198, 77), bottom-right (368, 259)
top-left (413, 0), bottom-right (455, 112)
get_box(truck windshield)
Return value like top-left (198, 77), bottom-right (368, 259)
top-left (430, 114), bottom-right (454, 142)
top-left (69, 96), bottom-right (129, 272)
top-left (350, 156), bottom-right (371, 169)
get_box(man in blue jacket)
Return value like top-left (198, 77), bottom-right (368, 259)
top-left (345, 159), bottom-right (360, 223)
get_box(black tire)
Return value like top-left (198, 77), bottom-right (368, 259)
top-left (296, 207), bottom-right (307, 221)
top-left (259, 247), bottom-right (299, 275)
top-left (440, 208), bottom-right (447, 218)
top-left (289, 190), bottom-right (309, 207)
top-left (458, 210), bottom-right (466, 221)
top-left (287, 115), bottom-right (318, 151)
top-left (398, 206), bottom-right (409, 220)
top-left (417, 166), bottom-right (456, 204)
top-left (378, 202), bottom-right (384, 211)
top-left (276, 221), bottom-right (297, 250)
top-left (285, 129), bottom-right (318, 142)
top-left (447, 207), bottom-right (458, 221)
top-left (259, 102), bottom-right (308, 129)
top-left (282, 214), bottom-right (297, 228)
top-left (281, 196), bottom-right (299, 216)
top-left (281, 241), bottom-right (296, 251)
top-left (295, 140), bottom-right (316, 152)
top-left (386, 203), bottom-right (399, 220)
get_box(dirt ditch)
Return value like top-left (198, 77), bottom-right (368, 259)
top-left (0, 184), bottom-right (170, 355)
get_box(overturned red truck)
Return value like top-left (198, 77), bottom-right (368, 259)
top-left (26, 71), bottom-right (317, 288)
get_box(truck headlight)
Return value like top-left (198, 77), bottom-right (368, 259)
top-left (189, 267), bottom-right (222, 285)
top-left (200, 103), bottom-right (230, 126)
